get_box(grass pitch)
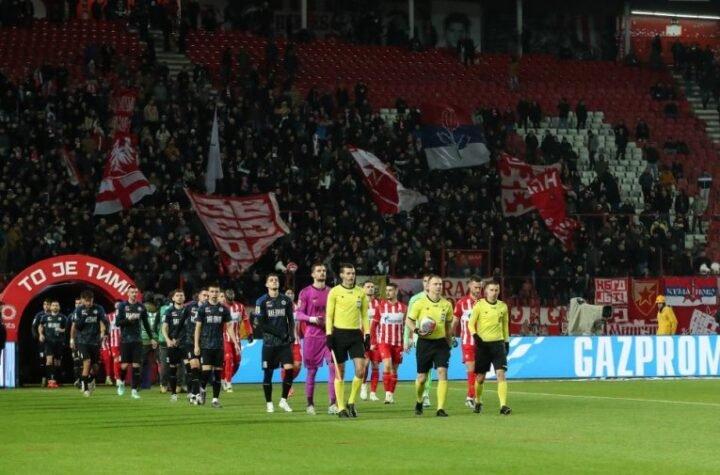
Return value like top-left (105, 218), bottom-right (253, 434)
top-left (0, 379), bottom-right (718, 474)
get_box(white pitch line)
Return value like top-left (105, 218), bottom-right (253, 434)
top-left (449, 386), bottom-right (720, 408)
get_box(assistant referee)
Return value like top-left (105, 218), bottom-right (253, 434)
top-left (407, 275), bottom-right (453, 417)
top-left (469, 280), bottom-right (511, 415)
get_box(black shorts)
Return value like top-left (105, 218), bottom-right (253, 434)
top-left (166, 347), bottom-right (184, 366)
top-left (183, 344), bottom-right (199, 361)
top-left (120, 342), bottom-right (143, 364)
top-left (333, 329), bottom-right (365, 364)
top-left (44, 340), bottom-right (65, 358)
top-left (262, 344), bottom-right (293, 370)
top-left (475, 341), bottom-right (508, 374)
top-left (416, 338), bottom-right (451, 374)
top-left (78, 344), bottom-right (100, 363)
top-left (200, 348), bottom-right (224, 368)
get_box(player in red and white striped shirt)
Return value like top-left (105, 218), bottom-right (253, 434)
top-left (221, 289), bottom-right (253, 392)
top-left (370, 282), bottom-right (406, 404)
top-left (361, 281), bottom-right (382, 401)
top-left (451, 275), bottom-right (484, 408)
top-left (102, 302), bottom-right (122, 384)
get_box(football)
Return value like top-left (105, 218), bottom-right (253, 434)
top-left (418, 317), bottom-right (437, 335)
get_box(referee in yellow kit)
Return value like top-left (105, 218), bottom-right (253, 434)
top-left (469, 280), bottom-right (512, 415)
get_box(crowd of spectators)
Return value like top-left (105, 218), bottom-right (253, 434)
top-left (0, 6), bottom-right (716, 306)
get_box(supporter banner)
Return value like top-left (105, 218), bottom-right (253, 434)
top-left (527, 169), bottom-right (578, 249)
top-left (594, 278), bottom-right (629, 305)
top-left (509, 306), bottom-right (566, 335)
top-left (186, 190), bottom-right (290, 276)
top-left (686, 309), bottom-right (720, 335)
top-left (498, 153), bottom-right (561, 216)
top-left (0, 342), bottom-right (16, 388)
top-left (110, 88), bottom-right (137, 134)
top-left (348, 146), bottom-right (428, 215)
top-left (0, 255), bottom-right (137, 342)
top-left (94, 133), bottom-right (156, 215)
top-left (629, 279), bottom-right (660, 320)
top-left (663, 277), bottom-right (718, 307)
top-left (421, 103), bottom-right (489, 170)
top-left (230, 335), bottom-right (720, 382)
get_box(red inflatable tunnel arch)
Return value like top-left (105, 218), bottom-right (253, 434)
top-left (0, 255), bottom-right (138, 342)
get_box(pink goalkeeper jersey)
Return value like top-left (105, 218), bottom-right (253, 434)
top-left (295, 285), bottom-right (330, 339)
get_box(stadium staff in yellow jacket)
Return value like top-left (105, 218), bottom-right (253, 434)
top-left (655, 295), bottom-right (678, 335)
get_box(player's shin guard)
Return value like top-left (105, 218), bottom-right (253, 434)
top-left (169, 367), bottom-right (178, 395)
top-left (474, 381), bottom-right (484, 402)
top-left (370, 366), bottom-right (379, 393)
top-left (212, 369), bottom-right (222, 399)
top-left (415, 379), bottom-right (424, 403)
top-left (467, 371), bottom-right (476, 398)
top-left (437, 380), bottom-right (448, 410)
top-left (131, 367), bottom-right (141, 390)
top-left (334, 379), bottom-right (345, 410)
top-left (382, 371), bottom-right (392, 394)
top-left (281, 369), bottom-right (294, 399)
top-left (498, 381), bottom-right (508, 407)
top-left (191, 367), bottom-right (200, 395)
top-left (201, 370), bottom-right (211, 390)
top-left (348, 376), bottom-right (362, 404)
top-left (263, 368), bottom-right (274, 402)
top-left (305, 368), bottom-right (317, 406)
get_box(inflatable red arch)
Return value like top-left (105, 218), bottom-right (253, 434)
top-left (0, 255), bottom-right (138, 342)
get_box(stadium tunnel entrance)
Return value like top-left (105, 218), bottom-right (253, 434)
top-left (0, 255), bottom-right (137, 388)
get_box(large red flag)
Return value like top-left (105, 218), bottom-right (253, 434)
top-left (499, 153), bottom-right (561, 216)
top-left (527, 169), bottom-right (578, 249)
top-left (110, 88), bottom-right (138, 134)
top-left (348, 146), bottom-right (427, 215)
top-left (94, 133), bottom-right (156, 215)
top-left (185, 189), bottom-right (290, 276)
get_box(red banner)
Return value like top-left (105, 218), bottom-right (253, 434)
top-left (509, 306), bottom-right (565, 335)
top-left (527, 169), bottom-right (578, 249)
top-left (663, 276), bottom-right (718, 306)
top-left (629, 278), bottom-right (660, 320)
top-left (0, 255), bottom-right (138, 342)
top-left (498, 153), bottom-right (561, 216)
top-left (594, 278), bottom-right (629, 305)
top-left (185, 189), bottom-right (290, 276)
top-left (110, 88), bottom-right (137, 134)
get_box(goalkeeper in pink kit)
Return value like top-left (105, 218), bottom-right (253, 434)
top-left (294, 263), bottom-right (338, 415)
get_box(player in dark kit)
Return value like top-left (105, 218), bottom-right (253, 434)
top-left (162, 289), bottom-right (187, 402)
top-left (256, 273), bottom-right (296, 413)
top-left (194, 285), bottom-right (240, 408)
top-left (38, 301), bottom-right (67, 388)
top-left (115, 285), bottom-right (156, 399)
top-left (68, 297), bottom-right (83, 387)
top-left (32, 299), bottom-right (51, 386)
top-left (71, 290), bottom-right (109, 397)
top-left (177, 288), bottom-right (208, 404)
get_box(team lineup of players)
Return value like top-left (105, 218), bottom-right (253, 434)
top-left (32, 263), bottom-right (512, 416)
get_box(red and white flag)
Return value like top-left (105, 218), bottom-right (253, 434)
top-left (348, 146), bottom-right (428, 215)
top-left (61, 148), bottom-right (81, 186)
top-left (185, 189), bottom-right (290, 276)
top-left (110, 88), bottom-right (137, 134)
top-left (499, 153), bottom-right (561, 216)
top-left (94, 133), bottom-right (156, 215)
top-left (527, 169), bottom-right (578, 250)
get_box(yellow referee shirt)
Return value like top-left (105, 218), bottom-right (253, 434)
top-left (408, 294), bottom-right (453, 340)
top-left (326, 285), bottom-right (369, 334)
top-left (469, 299), bottom-right (509, 343)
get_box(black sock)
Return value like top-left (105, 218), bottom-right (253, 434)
top-left (191, 367), bottom-right (200, 395)
top-left (184, 363), bottom-right (191, 388)
top-left (201, 370), bottom-right (211, 391)
top-left (212, 369), bottom-right (222, 399)
top-left (282, 368), bottom-right (294, 399)
top-left (131, 367), bottom-right (141, 390)
top-left (73, 359), bottom-right (82, 380)
top-left (263, 368), bottom-right (274, 402)
top-left (46, 365), bottom-right (53, 381)
top-left (82, 376), bottom-right (89, 391)
top-left (169, 366), bottom-right (177, 394)
top-left (55, 365), bottom-right (62, 382)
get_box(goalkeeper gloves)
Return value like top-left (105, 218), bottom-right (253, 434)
top-left (247, 334), bottom-right (254, 344)
top-left (363, 334), bottom-right (371, 351)
top-left (473, 334), bottom-right (483, 346)
top-left (326, 334), bottom-right (335, 352)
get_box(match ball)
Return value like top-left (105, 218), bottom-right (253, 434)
top-left (418, 317), bottom-right (436, 336)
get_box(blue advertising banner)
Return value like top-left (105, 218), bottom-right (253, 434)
top-left (231, 336), bottom-right (720, 383)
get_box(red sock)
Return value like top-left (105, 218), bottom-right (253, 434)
top-left (113, 361), bottom-right (121, 381)
top-left (223, 356), bottom-right (233, 381)
top-left (370, 367), bottom-right (379, 392)
top-left (390, 373), bottom-right (398, 393)
top-left (467, 370), bottom-right (476, 398)
top-left (293, 368), bottom-right (300, 379)
top-left (382, 372), bottom-right (392, 393)
top-left (103, 356), bottom-right (112, 380)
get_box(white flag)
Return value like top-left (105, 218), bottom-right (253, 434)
top-left (205, 108), bottom-right (223, 194)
